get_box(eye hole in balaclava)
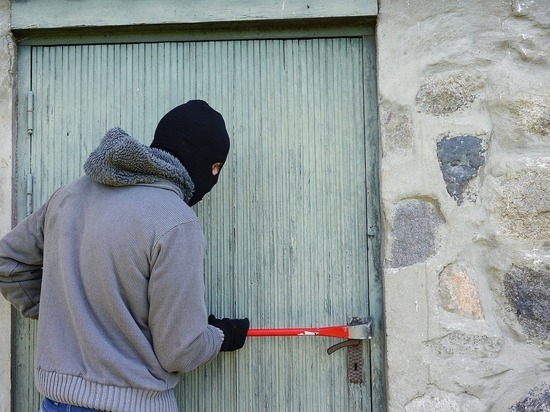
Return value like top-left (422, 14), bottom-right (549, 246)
top-left (151, 100), bottom-right (230, 206)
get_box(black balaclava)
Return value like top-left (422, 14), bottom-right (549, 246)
top-left (151, 100), bottom-right (230, 206)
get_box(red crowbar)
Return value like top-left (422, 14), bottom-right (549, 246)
top-left (247, 321), bottom-right (371, 340)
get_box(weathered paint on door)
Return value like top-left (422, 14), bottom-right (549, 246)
top-left (15, 35), bottom-right (382, 411)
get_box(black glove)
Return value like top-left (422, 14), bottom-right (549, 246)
top-left (208, 314), bottom-right (250, 352)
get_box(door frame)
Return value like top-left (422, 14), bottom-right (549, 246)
top-left (13, 24), bottom-right (384, 411)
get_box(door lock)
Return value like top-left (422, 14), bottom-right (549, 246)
top-left (327, 317), bottom-right (372, 384)
top-left (247, 316), bottom-right (372, 384)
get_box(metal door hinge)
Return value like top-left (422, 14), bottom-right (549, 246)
top-left (27, 91), bottom-right (34, 136)
top-left (27, 91), bottom-right (35, 215)
top-left (26, 173), bottom-right (33, 215)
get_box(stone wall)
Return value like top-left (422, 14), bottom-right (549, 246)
top-left (377, 0), bottom-right (549, 410)
top-left (0, 0), bottom-right (13, 410)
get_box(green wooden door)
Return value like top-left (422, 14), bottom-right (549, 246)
top-left (15, 33), bottom-right (383, 411)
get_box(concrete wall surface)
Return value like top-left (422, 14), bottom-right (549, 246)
top-left (0, 0), bottom-right (13, 410)
top-left (377, 0), bottom-right (549, 410)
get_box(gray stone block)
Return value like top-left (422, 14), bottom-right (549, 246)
top-left (416, 72), bottom-right (481, 116)
top-left (509, 383), bottom-right (550, 412)
top-left (437, 135), bottom-right (485, 205)
top-left (493, 167), bottom-right (550, 240)
top-left (388, 200), bottom-right (443, 268)
top-left (504, 265), bottom-right (550, 342)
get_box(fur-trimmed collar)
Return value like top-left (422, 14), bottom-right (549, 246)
top-left (84, 127), bottom-right (194, 203)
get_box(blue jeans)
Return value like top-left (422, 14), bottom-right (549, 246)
top-left (40, 397), bottom-right (104, 412)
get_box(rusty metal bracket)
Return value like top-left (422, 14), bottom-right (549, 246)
top-left (247, 316), bottom-right (371, 384)
top-left (347, 339), bottom-right (364, 384)
top-left (326, 317), bottom-right (371, 384)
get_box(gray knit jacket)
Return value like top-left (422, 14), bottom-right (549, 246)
top-left (0, 128), bottom-right (223, 412)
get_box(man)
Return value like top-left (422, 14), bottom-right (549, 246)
top-left (0, 100), bottom-right (249, 412)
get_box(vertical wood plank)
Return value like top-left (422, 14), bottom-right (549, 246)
top-left (363, 35), bottom-right (386, 412)
top-left (13, 45), bottom-right (40, 412)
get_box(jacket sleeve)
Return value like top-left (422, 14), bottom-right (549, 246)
top-left (0, 202), bottom-right (48, 319)
top-left (148, 220), bottom-right (223, 373)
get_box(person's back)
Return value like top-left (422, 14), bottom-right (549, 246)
top-left (36, 173), bottom-right (217, 410)
top-left (0, 101), bottom-right (250, 412)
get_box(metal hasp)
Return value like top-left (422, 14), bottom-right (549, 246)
top-left (246, 317), bottom-right (372, 384)
top-left (327, 316), bottom-right (372, 384)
